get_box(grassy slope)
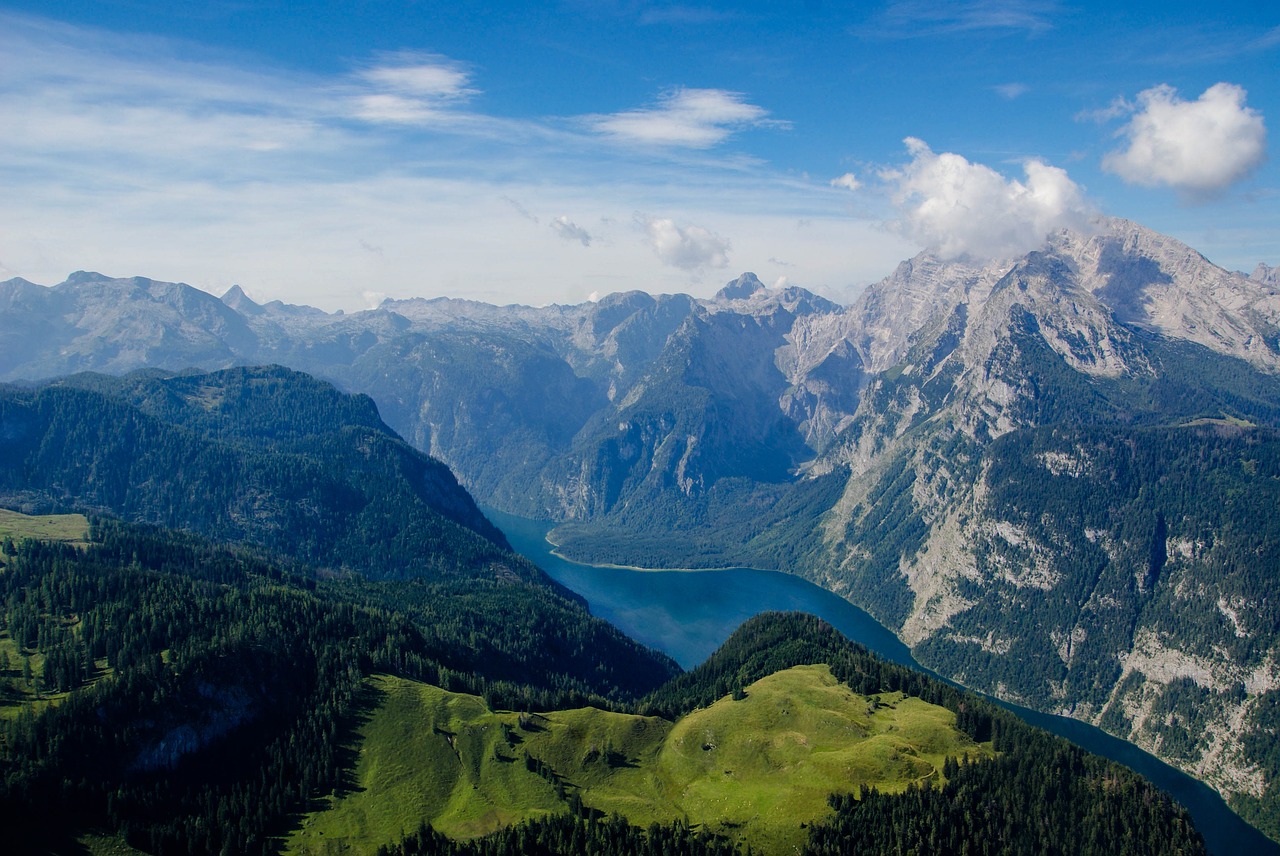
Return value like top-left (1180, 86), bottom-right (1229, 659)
top-left (0, 510), bottom-right (102, 723)
top-left (0, 509), bottom-right (90, 545)
top-left (0, 511), bottom-right (135, 854)
top-left (286, 665), bottom-right (992, 855)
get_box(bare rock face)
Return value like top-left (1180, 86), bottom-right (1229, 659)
top-left (1251, 262), bottom-right (1279, 288)
top-left (1053, 219), bottom-right (1280, 371)
top-left (844, 252), bottom-right (1008, 374)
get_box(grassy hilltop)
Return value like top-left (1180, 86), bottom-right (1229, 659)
top-left (288, 665), bottom-right (991, 855)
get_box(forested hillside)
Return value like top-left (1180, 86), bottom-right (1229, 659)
top-left (0, 366), bottom-right (521, 582)
top-left (0, 529), bottom-right (1210, 856)
top-left (0, 518), bottom-right (679, 854)
top-left (368, 616), bottom-right (1206, 856)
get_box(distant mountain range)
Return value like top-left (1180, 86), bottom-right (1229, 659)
top-left (4, 216), bottom-right (1280, 838)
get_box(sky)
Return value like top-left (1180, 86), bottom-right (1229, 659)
top-left (1, 1), bottom-right (1276, 311)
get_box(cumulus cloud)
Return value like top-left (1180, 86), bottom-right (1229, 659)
top-left (1102, 83), bottom-right (1267, 196)
top-left (884, 137), bottom-right (1094, 260)
top-left (830, 173), bottom-right (862, 191)
top-left (589, 88), bottom-right (779, 148)
top-left (551, 216), bottom-right (592, 246)
top-left (642, 217), bottom-right (731, 270)
top-left (350, 53), bottom-right (476, 124)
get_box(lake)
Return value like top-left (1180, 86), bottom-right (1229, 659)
top-left (486, 507), bottom-right (1279, 856)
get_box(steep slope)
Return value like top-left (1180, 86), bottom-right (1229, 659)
top-left (1057, 220), bottom-right (1280, 370)
top-left (0, 365), bottom-right (519, 582)
top-left (804, 224), bottom-right (1280, 837)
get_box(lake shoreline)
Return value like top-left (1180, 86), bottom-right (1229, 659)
top-left (544, 526), bottom-right (746, 573)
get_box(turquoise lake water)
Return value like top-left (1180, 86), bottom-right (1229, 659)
top-left (486, 507), bottom-right (1278, 856)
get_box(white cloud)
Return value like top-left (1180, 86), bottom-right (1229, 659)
top-left (884, 137), bottom-right (1094, 260)
top-left (994, 82), bottom-right (1029, 100)
top-left (358, 60), bottom-right (473, 98)
top-left (589, 88), bottom-right (778, 148)
top-left (642, 217), bottom-right (731, 270)
top-left (830, 173), bottom-right (862, 191)
top-left (1075, 96), bottom-right (1133, 124)
top-left (349, 54), bottom-right (476, 124)
top-left (551, 216), bottom-right (593, 246)
top-left (1102, 83), bottom-right (1267, 196)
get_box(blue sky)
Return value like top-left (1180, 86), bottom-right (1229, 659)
top-left (1, 1), bottom-right (1276, 310)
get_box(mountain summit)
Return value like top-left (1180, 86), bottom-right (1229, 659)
top-left (715, 271), bottom-right (767, 300)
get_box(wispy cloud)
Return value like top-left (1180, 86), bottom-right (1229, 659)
top-left (1075, 96), bottom-right (1133, 124)
top-left (587, 88), bottom-right (783, 148)
top-left (502, 196), bottom-right (540, 223)
top-left (348, 53), bottom-right (478, 125)
top-left (868, 0), bottom-right (1062, 38)
top-left (638, 5), bottom-right (743, 25)
top-left (994, 82), bottom-right (1030, 100)
top-left (551, 216), bottom-right (593, 246)
top-left (0, 13), bottom-right (330, 178)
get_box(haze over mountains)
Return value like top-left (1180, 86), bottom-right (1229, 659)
top-left (4, 216), bottom-right (1280, 837)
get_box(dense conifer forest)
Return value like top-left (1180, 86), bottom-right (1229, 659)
top-left (0, 520), bottom-right (678, 853)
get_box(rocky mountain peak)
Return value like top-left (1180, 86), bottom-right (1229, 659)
top-left (65, 270), bottom-right (112, 284)
top-left (847, 251), bottom-right (1009, 373)
top-left (1252, 263), bottom-right (1278, 289)
top-left (709, 273), bottom-right (841, 324)
top-left (714, 272), bottom-right (767, 301)
top-left (1049, 218), bottom-right (1280, 371)
top-left (221, 284), bottom-right (264, 316)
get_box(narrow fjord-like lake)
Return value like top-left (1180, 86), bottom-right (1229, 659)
top-left (486, 507), bottom-right (1278, 856)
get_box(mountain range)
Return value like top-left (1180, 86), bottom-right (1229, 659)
top-left (3, 216), bottom-right (1279, 839)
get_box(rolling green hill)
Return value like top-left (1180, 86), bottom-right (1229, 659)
top-left (287, 665), bottom-right (990, 855)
